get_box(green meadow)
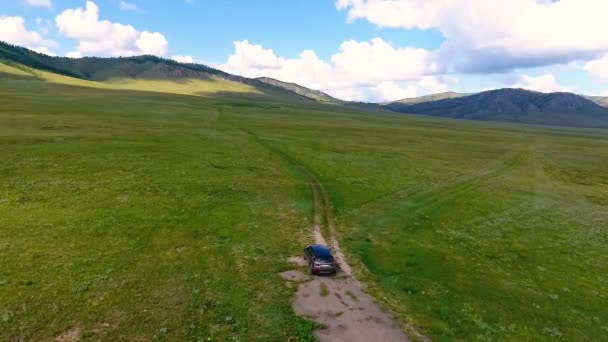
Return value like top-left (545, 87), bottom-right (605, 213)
top-left (1, 66), bottom-right (607, 341)
top-left (234, 110), bottom-right (608, 340)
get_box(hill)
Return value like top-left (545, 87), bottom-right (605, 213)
top-left (255, 77), bottom-right (391, 112)
top-left (0, 42), bottom-right (381, 110)
top-left (0, 41), bottom-right (229, 81)
top-left (385, 88), bottom-right (608, 128)
top-left (385, 91), bottom-right (469, 105)
top-left (256, 77), bottom-right (340, 103)
top-left (391, 91), bottom-right (608, 109)
top-left (0, 41), bottom-right (341, 104)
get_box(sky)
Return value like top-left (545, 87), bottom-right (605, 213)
top-left (2, 0), bottom-right (608, 102)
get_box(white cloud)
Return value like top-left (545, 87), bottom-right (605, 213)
top-left (172, 55), bottom-right (194, 63)
top-left (220, 39), bottom-right (447, 102)
top-left (513, 74), bottom-right (572, 93)
top-left (55, 1), bottom-right (168, 57)
top-left (35, 17), bottom-right (53, 35)
top-left (119, 1), bottom-right (138, 11)
top-left (24, 0), bottom-right (52, 8)
top-left (0, 16), bottom-right (56, 53)
top-left (370, 81), bottom-right (418, 101)
top-left (337, 0), bottom-right (608, 73)
top-left (135, 31), bottom-right (167, 56)
top-left (331, 38), bottom-right (440, 83)
top-left (30, 46), bottom-right (56, 56)
top-left (229, 40), bottom-right (284, 70)
top-left (584, 54), bottom-right (608, 82)
top-left (419, 75), bottom-right (458, 94)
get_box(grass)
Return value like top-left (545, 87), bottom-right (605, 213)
top-left (0, 61), bottom-right (262, 98)
top-left (1, 67), bottom-right (608, 341)
top-left (0, 62), bottom-right (32, 77)
top-left (319, 283), bottom-right (330, 297)
top-left (0, 73), bottom-right (316, 341)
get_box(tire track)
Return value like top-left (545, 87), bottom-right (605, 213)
top-left (307, 172), bottom-right (352, 276)
top-left (349, 146), bottom-right (528, 222)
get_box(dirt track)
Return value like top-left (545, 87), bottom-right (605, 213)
top-left (281, 173), bottom-right (408, 342)
top-left (237, 128), bottom-right (410, 341)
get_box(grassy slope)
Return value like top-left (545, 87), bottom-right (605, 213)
top-left (0, 71), bottom-right (321, 341)
top-left (1, 66), bottom-right (608, 341)
top-left (0, 61), bottom-right (298, 101)
top-left (255, 77), bottom-right (340, 104)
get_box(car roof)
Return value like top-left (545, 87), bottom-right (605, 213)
top-left (308, 244), bottom-right (332, 256)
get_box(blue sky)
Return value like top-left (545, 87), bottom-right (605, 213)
top-left (2, 0), bottom-right (608, 101)
top-left (1, 1), bottom-right (445, 61)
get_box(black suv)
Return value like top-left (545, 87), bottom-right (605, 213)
top-left (304, 244), bottom-right (337, 275)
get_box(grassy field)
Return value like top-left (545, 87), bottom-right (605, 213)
top-left (0, 72), bottom-right (322, 341)
top-left (230, 109), bottom-right (608, 340)
top-left (1, 67), bottom-right (608, 341)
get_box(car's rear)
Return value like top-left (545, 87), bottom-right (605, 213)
top-left (312, 256), bottom-right (336, 274)
top-left (309, 245), bottom-right (337, 275)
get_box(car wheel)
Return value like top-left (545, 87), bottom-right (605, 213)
top-left (309, 264), bottom-right (316, 275)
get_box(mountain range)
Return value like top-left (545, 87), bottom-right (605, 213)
top-left (1, 41), bottom-right (608, 128)
top-left (387, 89), bottom-right (608, 128)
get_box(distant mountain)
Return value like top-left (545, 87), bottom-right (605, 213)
top-left (385, 91), bottom-right (470, 106)
top-left (392, 92), bottom-right (608, 109)
top-left (256, 77), bottom-right (340, 103)
top-left (385, 88), bottom-right (608, 128)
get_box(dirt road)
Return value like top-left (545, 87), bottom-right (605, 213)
top-left (281, 172), bottom-right (408, 342)
top-left (236, 128), bottom-right (410, 341)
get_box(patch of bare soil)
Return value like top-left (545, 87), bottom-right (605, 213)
top-left (293, 276), bottom-right (407, 342)
top-left (53, 327), bottom-right (81, 342)
top-left (280, 269), bottom-right (310, 283)
top-left (287, 256), bottom-right (308, 267)
top-left (284, 255), bottom-right (408, 341)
